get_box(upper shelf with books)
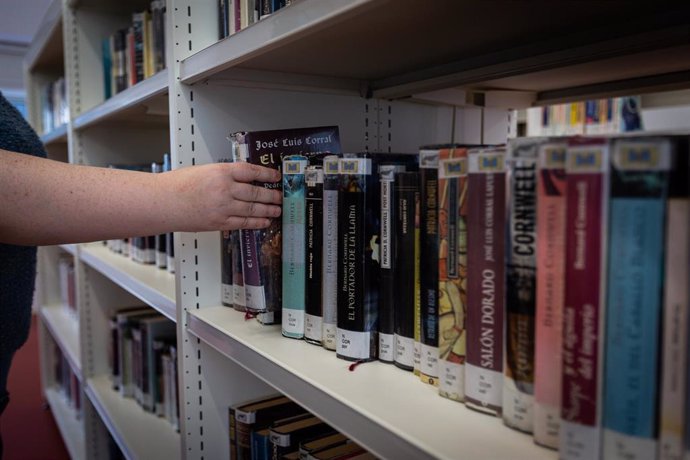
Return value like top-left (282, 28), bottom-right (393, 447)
top-left (80, 243), bottom-right (176, 322)
top-left (24, 0), bottom-right (63, 74)
top-left (187, 307), bottom-right (557, 460)
top-left (179, 0), bottom-right (690, 104)
top-left (73, 69), bottom-right (169, 130)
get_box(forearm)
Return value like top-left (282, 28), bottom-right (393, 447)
top-left (0, 150), bottom-right (178, 245)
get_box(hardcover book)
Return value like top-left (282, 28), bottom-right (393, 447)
top-left (269, 416), bottom-right (332, 460)
top-left (282, 155), bottom-right (308, 339)
top-left (465, 147), bottom-right (506, 415)
top-left (305, 164), bottom-right (325, 345)
top-left (438, 147), bottom-right (469, 402)
top-left (659, 140), bottom-right (689, 460)
top-left (336, 154), bottom-right (378, 361)
top-left (503, 138), bottom-right (544, 432)
top-left (603, 138), bottom-right (671, 460)
top-left (321, 155), bottom-right (341, 351)
top-left (534, 140), bottom-right (567, 449)
top-left (560, 138), bottom-right (610, 460)
top-left (419, 148), bottom-right (440, 385)
top-left (299, 433), bottom-right (348, 459)
top-left (379, 163), bottom-right (409, 363)
top-left (394, 172), bottom-right (419, 371)
top-left (231, 127), bottom-right (341, 319)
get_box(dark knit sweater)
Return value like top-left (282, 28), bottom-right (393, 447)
top-left (0, 92), bottom-right (47, 353)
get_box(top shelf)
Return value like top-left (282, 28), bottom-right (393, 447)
top-left (25, 0), bottom-right (64, 74)
top-left (180, 0), bottom-right (690, 103)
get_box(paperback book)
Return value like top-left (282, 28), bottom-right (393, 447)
top-left (221, 230), bottom-right (234, 307)
top-left (305, 164), bottom-right (325, 345)
top-left (321, 155), bottom-right (341, 350)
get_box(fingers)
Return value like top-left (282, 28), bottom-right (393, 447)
top-left (225, 216), bottom-right (272, 230)
top-left (233, 201), bottom-right (282, 219)
top-left (232, 182), bottom-right (282, 204)
top-left (231, 162), bottom-right (281, 184)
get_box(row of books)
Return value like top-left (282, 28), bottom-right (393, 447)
top-left (525, 96), bottom-right (642, 137)
top-left (102, 0), bottom-right (166, 99)
top-left (51, 340), bottom-right (82, 419)
top-left (58, 254), bottom-right (77, 319)
top-left (108, 307), bottom-right (179, 430)
top-left (229, 393), bottom-right (375, 460)
top-left (220, 126), bottom-right (690, 459)
top-left (218, 0), bottom-right (294, 39)
top-left (39, 77), bottom-right (68, 135)
top-left (105, 155), bottom-right (175, 273)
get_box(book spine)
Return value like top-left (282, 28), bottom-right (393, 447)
top-left (236, 419), bottom-right (254, 460)
top-left (603, 139), bottom-right (671, 460)
top-left (305, 166), bottom-right (324, 345)
top-left (438, 150), bottom-right (468, 402)
top-left (336, 156), bottom-right (377, 361)
top-left (394, 172), bottom-right (419, 371)
top-left (222, 231), bottom-right (234, 307)
top-left (660, 148), bottom-right (690, 460)
top-left (132, 13), bottom-right (145, 83)
top-left (413, 186), bottom-right (422, 376)
top-left (419, 150), bottom-right (440, 385)
top-left (219, 0), bottom-right (230, 39)
top-left (503, 139), bottom-right (540, 432)
top-left (231, 230), bottom-right (246, 311)
top-left (102, 38), bottom-right (112, 100)
top-left (228, 408), bottom-right (237, 460)
top-left (534, 142), bottom-right (567, 449)
top-left (282, 156), bottom-right (308, 339)
top-left (379, 164), bottom-right (406, 363)
top-left (322, 156), bottom-right (340, 350)
top-left (560, 141), bottom-right (610, 460)
top-left (465, 148), bottom-right (506, 415)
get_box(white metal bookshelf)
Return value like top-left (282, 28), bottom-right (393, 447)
top-left (39, 303), bottom-right (81, 376)
top-left (25, 0), bottom-right (690, 458)
top-left (45, 386), bottom-right (87, 460)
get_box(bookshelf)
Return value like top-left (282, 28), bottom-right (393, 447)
top-left (25, 0), bottom-right (690, 458)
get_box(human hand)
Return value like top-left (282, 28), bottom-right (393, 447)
top-left (162, 162), bottom-right (282, 232)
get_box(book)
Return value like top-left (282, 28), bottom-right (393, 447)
top-left (659, 140), bottom-right (689, 460)
top-left (269, 416), bottom-right (332, 460)
top-left (137, 315), bottom-right (176, 412)
top-left (251, 428), bottom-right (272, 460)
top-left (534, 140), bottom-right (567, 449)
top-left (222, 231), bottom-right (234, 307)
top-left (603, 138), bottom-right (671, 459)
top-left (413, 172), bottom-right (422, 376)
top-left (151, 0), bottom-right (166, 72)
top-left (115, 309), bottom-right (158, 398)
top-left (233, 395), bottom-right (305, 460)
top-left (378, 163), bottom-right (408, 363)
top-left (282, 155), bottom-right (308, 339)
top-left (560, 138), bottom-right (610, 460)
top-left (322, 155), bottom-right (340, 351)
top-left (219, 0), bottom-right (230, 39)
top-left (305, 164), bottom-right (325, 345)
top-left (465, 147), bottom-right (507, 415)
top-left (438, 147), bottom-right (469, 402)
top-left (394, 171), bottom-right (419, 371)
top-left (336, 154), bottom-right (378, 362)
top-left (231, 127), bottom-right (341, 319)
top-left (306, 442), bottom-right (364, 460)
top-left (503, 138), bottom-right (543, 431)
top-left (132, 12), bottom-right (146, 83)
top-left (299, 433), bottom-right (348, 459)
top-left (231, 229), bottom-right (247, 311)
top-left (419, 148), bottom-right (440, 385)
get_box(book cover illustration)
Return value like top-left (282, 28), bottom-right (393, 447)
top-left (336, 154), bottom-right (379, 361)
top-left (438, 147), bottom-right (468, 402)
top-left (534, 141), bottom-right (567, 449)
top-left (503, 138), bottom-right (544, 432)
top-left (305, 164), bottom-right (325, 345)
top-left (603, 138), bottom-right (671, 460)
top-left (394, 171), bottom-right (419, 371)
top-left (231, 127), bottom-right (341, 319)
top-left (419, 148), bottom-right (440, 385)
top-left (321, 155), bottom-right (340, 351)
top-left (465, 147), bottom-right (506, 416)
top-left (560, 139), bottom-right (610, 460)
top-left (659, 141), bottom-right (689, 460)
top-left (282, 155), bottom-right (308, 339)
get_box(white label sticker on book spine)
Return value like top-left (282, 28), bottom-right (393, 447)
top-left (305, 314), bottom-right (322, 341)
top-left (379, 333), bottom-right (395, 362)
top-left (221, 284), bottom-right (233, 305)
top-left (282, 309), bottom-right (305, 336)
top-left (465, 363), bottom-right (503, 408)
top-left (560, 421), bottom-right (601, 460)
top-left (245, 284), bottom-right (266, 311)
top-left (233, 284), bottom-right (246, 307)
top-left (440, 361), bottom-right (464, 400)
top-left (323, 323), bottom-right (337, 350)
top-left (235, 410), bottom-right (256, 424)
top-left (413, 341), bottom-right (421, 371)
top-left (503, 375), bottom-right (534, 432)
top-left (336, 329), bottom-right (371, 360)
top-left (420, 344), bottom-right (439, 377)
top-left (269, 432), bottom-right (291, 447)
top-left (395, 335), bottom-right (414, 367)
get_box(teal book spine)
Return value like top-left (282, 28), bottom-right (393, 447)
top-left (603, 138), bottom-right (671, 460)
top-left (282, 156), bottom-right (308, 339)
top-left (251, 430), bottom-right (271, 460)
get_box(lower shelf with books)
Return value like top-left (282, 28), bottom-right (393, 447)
top-left (85, 375), bottom-right (181, 460)
top-left (80, 243), bottom-right (176, 322)
top-left (40, 304), bottom-right (81, 376)
top-left (187, 306), bottom-right (557, 460)
top-left (45, 386), bottom-right (86, 460)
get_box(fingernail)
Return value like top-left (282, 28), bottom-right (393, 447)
top-left (273, 206), bottom-right (282, 217)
